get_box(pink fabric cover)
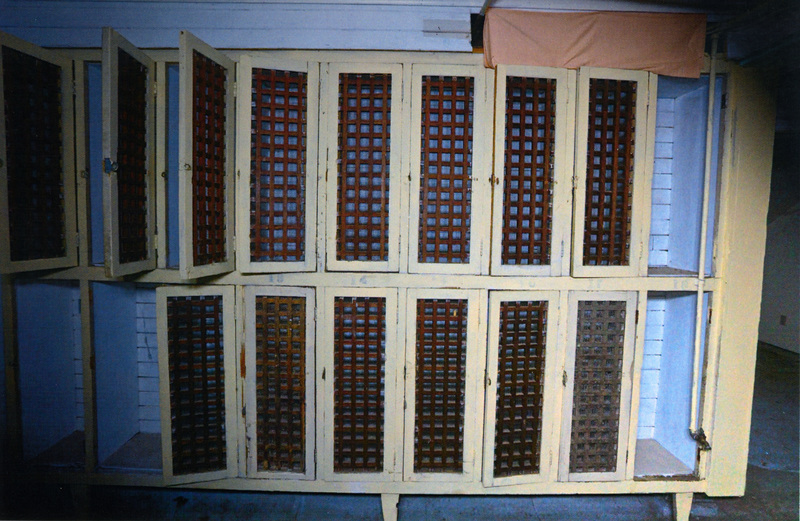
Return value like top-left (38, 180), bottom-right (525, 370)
top-left (483, 9), bottom-right (706, 78)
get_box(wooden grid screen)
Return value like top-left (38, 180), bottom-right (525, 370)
top-left (167, 295), bottom-right (227, 475)
top-left (192, 50), bottom-right (228, 266)
top-left (254, 295), bottom-right (307, 472)
top-left (116, 48), bottom-right (149, 264)
top-left (418, 76), bottom-right (473, 264)
top-left (2, 46), bottom-right (66, 262)
top-left (337, 73), bottom-right (392, 262)
top-left (250, 68), bottom-right (307, 262)
top-left (569, 300), bottom-right (626, 474)
top-left (501, 77), bottom-right (556, 266)
top-left (494, 300), bottom-right (547, 478)
top-left (583, 78), bottom-right (637, 266)
top-left (333, 296), bottom-right (386, 472)
top-left (414, 298), bottom-right (468, 473)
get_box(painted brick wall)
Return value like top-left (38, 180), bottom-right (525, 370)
top-left (637, 294), bottom-right (666, 438)
top-left (136, 286), bottom-right (160, 433)
top-left (649, 98), bottom-right (674, 267)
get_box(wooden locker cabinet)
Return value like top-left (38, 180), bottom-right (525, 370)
top-left (1, 33), bottom-right (774, 521)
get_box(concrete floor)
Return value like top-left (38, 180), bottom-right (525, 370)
top-left (2, 342), bottom-right (798, 520)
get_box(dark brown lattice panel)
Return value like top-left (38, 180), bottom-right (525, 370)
top-left (418, 76), bottom-right (473, 264)
top-left (333, 297), bottom-right (386, 472)
top-left (116, 48), bottom-right (149, 264)
top-left (255, 295), bottom-right (307, 472)
top-left (583, 78), bottom-right (637, 266)
top-left (494, 300), bottom-right (548, 478)
top-left (569, 300), bottom-right (626, 474)
top-left (192, 50), bottom-right (227, 266)
top-left (2, 46), bottom-right (66, 261)
top-left (167, 295), bottom-right (227, 475)
top-left (337, 73), bottom-right (392, 262)
top-left (250, 68), bottom-right (307, 262)
top-left (414, 298), bottom-right (467, 473)
top-left (501, 77), bottom-right (556, 266)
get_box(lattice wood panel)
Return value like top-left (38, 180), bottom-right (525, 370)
top-left (582, 78), bottom-right (637, 266)
top-left (494, 300), bottom-right (547, 477)
top-left (414, 298), bottom-right (468, 473)
top-left (418, 76), bottom-right (473, 264)
top-left (250, 68), bottom-right (307, 263)
top-left (337, 73), bottom-right (392, 262)
top-left (192, 50), bottom-right (228, 266)
top-left (501, 76), bottom-right (556, 266)
top-left (167, 295), bottom-right (227, 475)
top-left (2, 45), bottom-right (66, 262)
top-left (333, 296), bottom-right (385, 472)
top-left (569, 300), bottom-right (626, 474)
top-left (254, 295), bottom-right (306, 472)
top-left (116, 48), bottom-right (149, 264)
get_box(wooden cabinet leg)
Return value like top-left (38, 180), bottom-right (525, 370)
top-left (381, 493), bottom-right (400, 521)
top-left (673, 492), bottom-right (693, 521)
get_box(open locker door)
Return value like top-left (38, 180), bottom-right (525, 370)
top-left (157, 285), bottom-right (238, 485)
top-left (179, 31), bottom-right (236, 279)
top-left (102, 28), bottom-right (157, 277)
top-left (0, 32), bottom-right (77, 273)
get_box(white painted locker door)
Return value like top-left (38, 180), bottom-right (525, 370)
top-left (236, 56), bottom-right (319, 274)
top-left (157, 285), bottom-right (238, 485)
top-left (178, 31), bottom-right (236, 279)
top-left (242, 286), bottom-right (316, 480)
top-left (571, 68), bottom-right (656, 278)
top-left (482, 290), bottom-right (561, 487)
top-left (102, 27), bottom-right (157, 277)
top-left (402, 288), bottom-right (486, 483)
top-left (0, 31), bottom-right (77, 273)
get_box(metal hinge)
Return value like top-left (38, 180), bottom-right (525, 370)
top-left (321, 367), bottom-right (326, 380)
top-left (635, 310), bottom-right (639, 325)
top-left (562, 370), bottom-right (568, 387)
top-left (721, 94), bottom-right (727, 109)
top-left (242, 405), bottom-right (246, 417)
top-left (690, 428), bottom-right (712, 451)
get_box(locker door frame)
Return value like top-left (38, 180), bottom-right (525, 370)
top-left (402, 288), bottom-right (486, 483)
top-left (157, 285), bottom-right (238, 485)
top-left (317, 286), bottom-right (402, 482)
top-left (571, 68), bottom-right (656, 278)
top-left (482, 290), bottom-right (562, 487)
top-left (407, 63), bottom-right (493, 276)
top-left (322, 62), bottom-right (404, 273)
top-left (178, 31), bottom-right (236, 279)
top-left (102, 27), bottom-right (157, 277)
top-left (236, 55), bottom-right (319, 274)
top-left (490, 65), bottom-right (575, 277)
top-left (558, 290), bottom-right (638, 482)
top-left (0, 31), bottom-right (78, 273)
top-left (242, 285), bottom-right (316, 480)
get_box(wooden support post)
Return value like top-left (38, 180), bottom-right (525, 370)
top-left (673, 492), bottom-right (693, 521)
top-left (381, 493), bottom-right (399, 521)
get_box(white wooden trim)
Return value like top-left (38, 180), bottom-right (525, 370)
top-left (490, 65), bottom-right (574, 277)
top-left (322, 62), bottom-right (403, 273)
top-left (236, 55), bottom-right (319, 274)
top-left (154, 60), bottom-right (169, 270)
top-left (402, 288), bottom-right (486, 483)
top-left (559, 290), bottom-right (638, 482)
top-left (157, 285), bottom-right (238, 485)
top-left (178, 31), bottom-right (236, 279)
top-left (482, 290), bottom-right (560, 487)
top-left (0, 31), bottom-right (78, 273)
top-left (572, 68), bottom-right (652, 278)
top-left (102, 27), bottom-right (157, 277)
top-left (407, 63), bottom-right (491, 276)
top-left (317, 287), bottom-right (402, 482)
top-left (242, 286), bottom-right (316, 480)
top-left (625, 290), bottom-right (650, 479)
